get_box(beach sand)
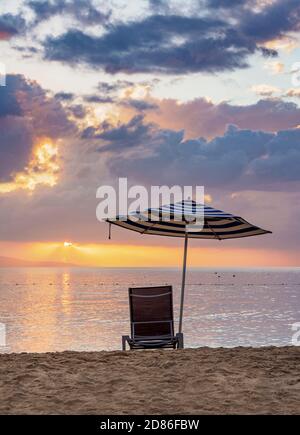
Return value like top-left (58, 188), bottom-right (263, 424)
top-left (0, 346), bottom-right (299, 415)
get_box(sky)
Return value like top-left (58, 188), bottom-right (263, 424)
top-left (1, 0), bottom-right (300, 267)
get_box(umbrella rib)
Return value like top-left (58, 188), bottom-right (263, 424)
top-left (206, 221), bottom-right (222, 240)
top-left (141, 221), bottom-right (157, 234)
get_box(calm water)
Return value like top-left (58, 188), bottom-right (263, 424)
top-left (0, 267), bottom-right (299, 353)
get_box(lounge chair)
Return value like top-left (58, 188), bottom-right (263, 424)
top-left (122, 285), bottom-right (184, 350)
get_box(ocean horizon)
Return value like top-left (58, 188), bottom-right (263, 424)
top-left (1, 266), bottom-right (299, 353)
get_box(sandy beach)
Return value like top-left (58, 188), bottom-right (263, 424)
top-left (0, 346), bottom-right (299, 415)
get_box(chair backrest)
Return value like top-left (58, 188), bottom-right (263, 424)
top-left (128, 286), bottom-right (174, 340)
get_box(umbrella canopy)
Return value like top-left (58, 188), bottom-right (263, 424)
top-left (107, 200), bottom-right (271, 336)
top-left (107, 200), bottom-right (271, 239)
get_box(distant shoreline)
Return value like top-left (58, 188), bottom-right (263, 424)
top-left (0, 262), bottom-right (299, 270)
top-left (0, 265), bottom-right (79, 268)
top-left (0, 256), bottom-right (78, 268)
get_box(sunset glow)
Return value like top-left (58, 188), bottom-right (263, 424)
top-left (0, 241), bottom-right (298, 268)
top-left (0, 140), bottom-right (60, 194)
top-left (0, 0), bottom-right (300, 267)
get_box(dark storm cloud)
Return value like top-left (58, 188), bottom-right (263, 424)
top-left (250, 129), bottom-right (300, 182)
top-left (148, 0), bottom-right (171, 13)
top-left (82, 115), bottom-right (153, 153)
top-left (207, 0), bottom-right (300, 40)
top-left (0, 75), bottom-right (46, 179)
top-left (83, 95), bottom-right (115, 104)
top-left (43, 15), bottom-right (251, 74)
top-left (86, 115), bottom-right (300, 190)
top-left (68, 104), bottom-right (86, 118)
top-left (12, 46), bottom-right (39, 54)
top-left (0, 117), bottom-right (33, 181)
top-left (121, 99), bottom-right (158, 111)
top-left (11, 45), bottom-right (40, 59)
top-left (0, 75), bottom-right (23, 117)
top-left (0, 14), bottom-right (26, 39)
top-left (27, 0), bottom-right (110, 26)
top-left (206, 0), bottom-right (245, 8)
top-left (0, 74), bottom-right (74, 182)
top-left (54, 91), bottom-right (74, 101)
top-left (239, 0), bottom-right (300, 42)
top-left (97, 80), bottom-right (134, 94)
top-left (42, 0), bottom-right (300, 74)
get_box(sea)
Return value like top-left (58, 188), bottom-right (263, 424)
top-left (0, 267), bottom-right (299, 353)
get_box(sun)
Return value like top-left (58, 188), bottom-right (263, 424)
top-left (64, 242), bottom-right (73, 247)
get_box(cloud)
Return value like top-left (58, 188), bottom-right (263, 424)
top-left (54, 91), bottom-right (74, 101)
top-left (0, 75), bottom-right (33, 180)
top-left (0, 1), bottom-right (110, 41)
top-left (96, 79), bottom-right (159, 102)
top-left (41, 1), bottom-right (300, 74)
top-left (264, 60), bottom-right (285, 74)
top-left (82, 115), bottom-right (154, 153)
top-left (0, 14), bottom-right (26, 40)
top-left (238, 0), bottom-right (300, 42)
top-left (249, 129), bottom-right (300, 183)
top-left (148, 0), bottom-right (171, 13)
top-left (0, 75), bottom-right (23, 117)
top-left (68, 104), bottom-right (87, 118)
top-left (90, 115), bottom-right (300, 190)
top-left (120, 99), bottom-right (158, 111)
top-left (83, 95), bottom-right (115, 104)
top-left (285, 88), bottom-right (300, 98)
top-left (206, 0), bottom-right (245, 8)
top-left (42, 14), bottom-right (256, 74)
top-left (263, 35), bottom-right (299, 53)
top-left (142, 97), bottom-right (300, 139)
top-left (97, 80), bottom-right (135, 95)
top-left (1, 80), bottom-right (300, 250)
top-left (251, 84), bottom-right (281, 97)
top-left (27, 0), bottom-right (110, 26)
top-left (0, 74), bottom-right (74, 182)
top-left (0, 117), bottom-right (33, 181)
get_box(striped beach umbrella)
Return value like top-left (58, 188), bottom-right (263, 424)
top-left (107, 200), bottom-right (271, 334)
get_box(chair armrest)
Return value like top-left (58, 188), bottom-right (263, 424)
top-left (176, 332), bottom-right (184, 349)
top-left (122, 335), bottom-right (131, 351)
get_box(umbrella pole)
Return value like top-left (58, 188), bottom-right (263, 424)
top-left (178, 232), bottom-right (188, 334)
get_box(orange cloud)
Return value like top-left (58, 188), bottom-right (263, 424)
top-left (0, 138), bottom-right (60, 194)
top-left (263, 36), bottom-right (299, 53)
top-left (0, 31), bottom-right (11, 40)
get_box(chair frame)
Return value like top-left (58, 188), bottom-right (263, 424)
top-left (122, 285), bottom-right (184, 350)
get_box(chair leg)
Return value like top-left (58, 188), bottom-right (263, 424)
top-left (176, 332), bottom-right (184, 349)
top-left (122, 335), bottom-right (131, 351)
